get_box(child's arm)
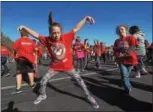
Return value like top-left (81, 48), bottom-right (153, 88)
top-left (73, 16), bottom-right (95, 33)
top-left (17, 25), bottom-right (39, 39)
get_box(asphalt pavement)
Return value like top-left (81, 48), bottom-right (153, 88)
top-left (1, 59), bottom-right (152, 111)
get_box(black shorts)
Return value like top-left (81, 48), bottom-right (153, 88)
top-left (1, 56), bottom-right (7, 65)
top-left (16, 57), bottom-right (34, 74)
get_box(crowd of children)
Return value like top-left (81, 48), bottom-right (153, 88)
top-left (1, 11), bottom-right (153, 109)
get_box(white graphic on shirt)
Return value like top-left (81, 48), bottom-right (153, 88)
top-left (21, 42), bottom-right (32, 45)
top-left (118, 41), bottom-right (127, 48)
top-left (50, 43), bottom-right (66, 61)
top-left (2, 49), bottom-right (7, 51)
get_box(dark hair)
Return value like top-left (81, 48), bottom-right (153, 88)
top-left (144, 40), bottom-right (149, 44)
top-left (129, 26), bottom-right (140, 35)
top-left (48, 11), bottom-right (62, 33)
top-left (84, 39), bottom-right (88, 44)
top-left (100, 42), bottom-right (104, 44)
top-left (76, 37), bottom-right (81, 42)
top-left (84, 39), bottom-right (88, 42)
top-left (116, 25), bottom-right (128, 35)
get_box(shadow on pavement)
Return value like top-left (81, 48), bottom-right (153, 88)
top-left (1, 71), bottom-right (5, 77)
top-left (2, 101), bottom-right (21, 112)
top-left (86, 67), bottom-right (120, 76)
top-left (47, 83), bottom-right (90, 104)
top-left (83, 76), bottom-right (152, 111)
top-left (98, 76), bottom-right (153, 92)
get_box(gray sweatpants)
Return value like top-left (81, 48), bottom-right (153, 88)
top-left (39, 69), bottom-right (90, 97)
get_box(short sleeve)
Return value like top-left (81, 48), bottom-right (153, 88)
top-left (62, 30), bottom-right (75, 43)
top-left (12, 38), bottom-right (21, 50)
top-left (113, 39), bottom-right (118, 51)
top-left (32, 40), bottom-right (37, 48)
top-left (39, 35), bottom-right (47, 46)
top-left (129, 36), bottom-right (138, 46)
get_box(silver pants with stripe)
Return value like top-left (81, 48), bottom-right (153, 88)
top-left (39, 69), bottom-right (90, 97)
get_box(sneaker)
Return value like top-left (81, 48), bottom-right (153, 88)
top-left (5, 72), bottom-right (10, 77)
top-left (86, 95), bottom-right (99, 109)
top-left (141, 68), bottom-right (150, 75)
top-left (81, 69), bottom-right (85, 72)
top-left (123, 88), bottom-right (131, 95)
top-left (11, 88), bottom-right (23, 94)
top-left (135, 74), bottom-right (141, 78)
top-left (76, 69), bottom-right (80, 73)
top-left (34, 95), bottom-right (47, 105)
top-left (30, 83), bottom-right (36, 89)
top-left (134, 72), bottom-right (141, 78)
top-left (141, 68), bottom-right (148, 73)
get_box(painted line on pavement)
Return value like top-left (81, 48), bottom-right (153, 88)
top-left (1, 72), bottom-right (96, 90)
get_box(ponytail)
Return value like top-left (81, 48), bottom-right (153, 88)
top-left (48, 10), bottom-right (62, 34)
top-left (48, 11), bottom-right (53, 28)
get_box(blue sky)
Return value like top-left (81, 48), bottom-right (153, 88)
top-left (1, 1), bottom-right (152, 46)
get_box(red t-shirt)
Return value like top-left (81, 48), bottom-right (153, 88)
top-left (113, 35), bottom-right (138, 65)
top-left (101, 45), bottom-right (106, 55)
top-left (73, 42), bottom-right (84, 51)
top-left (84, 44), bottom-right (90, 56)
top-left (94, 44), bottom-right (101, 56)
top-left (12, 37), bottom-right (37, 64)
top-left (1, 46), bottom-right (9, 56)
top-left (37, 45), bottom-right (43, 57)
top-left (39, 30), bottom-right (75, 71)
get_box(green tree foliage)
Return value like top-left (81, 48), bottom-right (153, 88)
top-left (1, 32), bottom-right (13, 52)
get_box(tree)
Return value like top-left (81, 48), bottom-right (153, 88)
top-left (1, 32), bottom-right (13, 52)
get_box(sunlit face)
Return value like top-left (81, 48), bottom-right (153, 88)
top-left (118, 26), bottom-right (127, 36)
top-left (50, 26), bottom-right (62, 41)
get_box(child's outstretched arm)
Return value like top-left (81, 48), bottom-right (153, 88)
top-left (73, 16), bottom-right (95, 33)
top-left (17, 25), bottom-right (39, 39)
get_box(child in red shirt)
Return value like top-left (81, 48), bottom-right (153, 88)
top-left (73, 37), bottom-right (85, 72)
top-left (12, 29), bottom-right (37, 94)
top-left (89, 45), bottom-right (94, 61)
top-left (83, 39), bottom-right (90, 69)
top-left (32, 40), bottom-right (40, 78)
top-left (1, 44), bottom-right (10, 76)
top-left (113, 25), bottom-right (138, 94)
top-left (93, 40), bottom-right (101, 68)
top-left (1, 45), bottom-right (9, 56)
top-left (17, 11), bottom-right (99, 109)
top-left (100, 42), bottom-right (106, 64)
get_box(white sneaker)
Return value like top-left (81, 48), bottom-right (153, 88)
top-left (5, 72), bottom-right (10, 77)
top-left (81, 69), bottom-right (85, 72)
top-left (34, 95), bottom-right (47, 105)
top-left (86, 95), bottom-right (99, 109)
top-left (135, 72), bottom-right (141, 78)
top-left (141, 68), bottom-right (149, 74)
